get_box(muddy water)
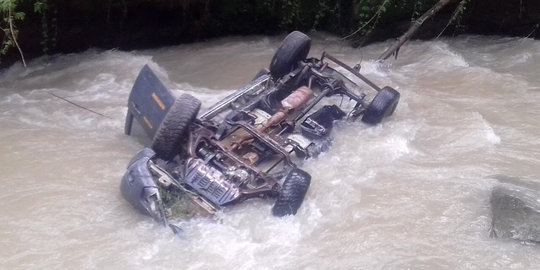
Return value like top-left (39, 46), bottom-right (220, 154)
top-left (1, 34), bottom-right (540, 269)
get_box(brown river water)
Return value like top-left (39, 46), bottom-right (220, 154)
top-left (1, 33), bottom-right (540, 269)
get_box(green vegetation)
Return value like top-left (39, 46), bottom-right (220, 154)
top-left (1, 0), bottom-right (26, 66)
top-left (1, 0), bottom-right (50, 66)
top-left (0, 0), bottom-right (538, 67)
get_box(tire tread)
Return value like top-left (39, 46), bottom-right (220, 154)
top-left (151, 94), bottom-right (201, 159)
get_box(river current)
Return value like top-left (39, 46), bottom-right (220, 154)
top-left (1, 33), bottom-right (540, 269)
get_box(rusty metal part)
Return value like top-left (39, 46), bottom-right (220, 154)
top-left (187, 125), bottom-right (284, 192)
top-left (189, 127), bottom-right (259, 174)
top-left (321, 62), bottom-right (328, 72)
top-left (232, 121), bottom-right (294, 167)
top-left (187, 127), bottom-right (214, 158)
top-left (293, 87), bottom-right (333, 122)
top-left (260, 111), bottom-right (287, 132)
top-left (322, 52), bottom-right (381, 92)
top-left (308, 75), bottom-right (315, 89)
top-left (281, 86), bottom-right (314, 110)
top-left (189, 126), bottom-right (281, 199)
top-left (250, 108), bottom-right (272, 128)
top-left (223, 128), bottom-right (251, 151)
top-left (239, 183), bottom-right (279, 198)
top-left (259, 86), bottom-right (314, 132)
top-left (242, 152), bottom-right (259, 165)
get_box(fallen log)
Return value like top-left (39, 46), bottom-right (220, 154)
top-left (378, 0), bottom-right (459, 61)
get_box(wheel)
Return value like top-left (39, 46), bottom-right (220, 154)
top-left (272, 168), bottom-right (311, 217)
top-left (151, 94), bottom-right (200, 159)
top-left (361, 86), bottom-right (400, 125)
top-left (269, 31), bottom-right (311, 80)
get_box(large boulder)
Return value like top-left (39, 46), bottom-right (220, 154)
top-left (490, 179), bottom-right (540, 243)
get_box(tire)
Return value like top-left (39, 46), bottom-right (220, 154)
top-left (269, 31), bottom-right (311, 80)
top-left (361, 86), bottom-right (400, 125)
top-left (151, 94), bottom-right (201, 159)
top-left (272, 168), bottom-right (311, 217)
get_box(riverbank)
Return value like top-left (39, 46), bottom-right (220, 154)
top-left (1, 0), bottom-right (539, 69)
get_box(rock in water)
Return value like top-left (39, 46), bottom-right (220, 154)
top-left (490, 184), bottom-right (540, 243)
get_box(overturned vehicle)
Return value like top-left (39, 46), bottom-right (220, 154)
top-left (121, 31), bottom-right (400, 225)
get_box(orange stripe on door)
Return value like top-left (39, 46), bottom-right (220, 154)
top-left (152, 92), bottom-right (166, 110)
top-left (143, 116), bottom-right (153, 129)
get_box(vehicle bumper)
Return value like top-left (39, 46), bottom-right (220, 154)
top-left (120, 148), bottom-right (167, 224)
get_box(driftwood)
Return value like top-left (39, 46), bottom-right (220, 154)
top-left (378, 0), bottom-right (458, 61)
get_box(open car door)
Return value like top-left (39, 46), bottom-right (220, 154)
top-left (124, 65), bottom-right (176, 139)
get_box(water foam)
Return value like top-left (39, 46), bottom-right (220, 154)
top-left (2, 35), bottom-right (540, 269)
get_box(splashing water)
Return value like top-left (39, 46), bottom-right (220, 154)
top-left (1, 34), bottom-right (540, 269)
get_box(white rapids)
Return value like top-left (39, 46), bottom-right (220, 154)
top-left (1, 33), bottom-right (540, 269)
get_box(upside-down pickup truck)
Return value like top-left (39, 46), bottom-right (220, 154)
top-left (121, 31), bottom-right (400, 226)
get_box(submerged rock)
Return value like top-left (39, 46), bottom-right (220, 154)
top-left (490, 183), bottom-right (540, 243)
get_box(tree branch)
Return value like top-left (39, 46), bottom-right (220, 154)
top-left (436, 0), bottom-right (468, 39)
top-left (342, 0), bottom-right (391, 40)
top-left (8, 6), bottom-right (26, 67)
top-left (378, 0), bottom-right (458, 61)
